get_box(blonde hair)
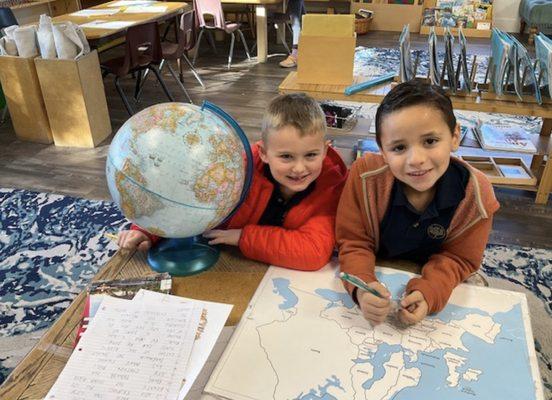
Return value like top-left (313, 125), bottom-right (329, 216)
top-left (261, 93), bottom-right (327, 143)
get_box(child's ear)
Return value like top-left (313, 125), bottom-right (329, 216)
top-left (258, 141), bottom-right (269, 164)
top-left (451, 124), bottom-right (461, 151)
top-left (324, 139), bottom-right (331, 156)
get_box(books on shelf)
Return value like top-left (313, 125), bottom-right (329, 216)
top-left (421, 0), bottom-right (492, 29)
top-left (474, 122), bottom-right (537, 154)
top-left (399, 24), bottom-right (413, 82)
top-left (535, 33), bottom-right (552, 99)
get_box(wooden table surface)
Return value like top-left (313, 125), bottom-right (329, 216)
top-left (0, 246), bottom-right (268, 400)
top-left (52, 1), bottom-right (190, 45)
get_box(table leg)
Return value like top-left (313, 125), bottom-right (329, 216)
top-left (255, 5), bottom-right (268, 63)
top-left (540, 118), bottom-right (551, 136)
top-left (534, 118), bottom-right (551, 204)
top-left (535, 154), bottom-right (551, 204)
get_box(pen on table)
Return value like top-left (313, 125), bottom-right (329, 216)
top-left (104, 232), bottom-right (119, 242)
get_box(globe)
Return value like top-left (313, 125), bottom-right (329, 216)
top-left (106, 101), bottom-right (253, 275)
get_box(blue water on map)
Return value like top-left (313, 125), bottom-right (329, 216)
top-left (294, 375), bottom-right (344, 400)
top-left (272, 278), bottom-right (298, 309)
top-left (315, 289), bottom-right (356, 309)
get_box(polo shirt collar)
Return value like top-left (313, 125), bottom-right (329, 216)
top-left (392, 163), bottom-right (464, 219)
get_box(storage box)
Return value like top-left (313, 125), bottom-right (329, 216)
top-left (0, 55), bottom-right (53, 144)
top-left (297, 14), bottom-right (356, 85)
top-left (35, 50), bottom-right (112, 148)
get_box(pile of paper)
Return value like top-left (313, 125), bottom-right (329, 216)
top-left (45, 290), bottom-right (232, 400)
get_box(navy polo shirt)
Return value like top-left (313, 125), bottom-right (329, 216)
top-left (258, 165), bottom-right (315, 227)
top-left (378, 162), bottom-right (469, 264)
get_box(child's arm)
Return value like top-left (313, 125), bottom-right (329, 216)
top-left (406, 216), bottom-right (494, 314)
top-left (335, 162), bottom-right (378, 291)
top-left (237, 209), bottom-right (336, 271)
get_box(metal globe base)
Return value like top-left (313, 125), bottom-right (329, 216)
top-left (147, 236), bottom-right (220, 276)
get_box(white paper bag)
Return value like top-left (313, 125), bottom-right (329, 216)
top-left (37, 14), bottom-right (57, 59)
top-left (52, 22), bottom-right (90, 59)
top-left (2, 25), bottom-right (19, 56)
top-left (13, 26), bottom-right (39, 58)
top-left (52, 23), bottom-right (78, 59)
top-left (0, 36), bottom-right (18, 56)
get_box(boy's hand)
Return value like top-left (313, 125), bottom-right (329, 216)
top-left (358, 282), bottom-right (392, 326)
top-left (203, 229), bottom-right (242, 246)
top-left (397, 290), bottom-right (428, 325)
top-left (118, 230), bottom-right (152, 251)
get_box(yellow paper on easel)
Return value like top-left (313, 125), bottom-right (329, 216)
top-left (301, 14), bottom-right (355, 37)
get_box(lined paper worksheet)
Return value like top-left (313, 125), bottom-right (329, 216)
top-left (45, 296), bottom-right (202, 400)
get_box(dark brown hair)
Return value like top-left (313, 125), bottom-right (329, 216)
top-left (375, 80), bottom-right (456, 146)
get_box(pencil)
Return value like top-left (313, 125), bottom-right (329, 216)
top-left (104, 232), bottom-right (119, 242)
top-left (339, 272), bottom-right (384, 299)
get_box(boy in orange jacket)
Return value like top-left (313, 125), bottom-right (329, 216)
top-left (119, 93), bottom-right (348, 271)
top-left (336, 81), bottom-right (499, 326)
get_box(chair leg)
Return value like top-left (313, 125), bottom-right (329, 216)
top-left (115, 76), bottom-right (134, 115)
top-left (167, 62), bottom-right (193, 104)
top-left (206, 30), bottom-right (218, 55)
top-left (136, 60), bottom-right (163, 102)
top-left (237, 29), bottom-right (251, 61)
top-left (182, 54), bottom-right (205, 88)
top-left (149, 65), bottom-right (174, 102)
top-left (228, 32), bottom-right (236, 69)
top-left (193, 28), bottom-right (205, 66)
top-left (134, 69), bottom-right (143, 100)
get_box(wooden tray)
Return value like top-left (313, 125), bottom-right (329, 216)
top-left (462, 156), bottom-right (537, 186)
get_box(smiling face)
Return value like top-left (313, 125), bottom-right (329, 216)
top-left (379, 105), bottom-right (460, 205)
top-left (259, 125), bottom-right (328, 200)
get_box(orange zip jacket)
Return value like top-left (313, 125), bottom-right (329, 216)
top-left (133, 142), bottom-right (348, 271)
top-left (336, 153), bottom-right (500, 313)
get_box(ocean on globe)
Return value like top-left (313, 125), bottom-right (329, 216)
top-left (106, 102), bottom-right (248, 239)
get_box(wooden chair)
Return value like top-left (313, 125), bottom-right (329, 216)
top-left (101, 22), bottom-right (174, 115)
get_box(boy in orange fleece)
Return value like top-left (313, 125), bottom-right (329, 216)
top-left (119, 93), bottom-right (348, 271)
top-left (336, 81), bottom-right (499, 326)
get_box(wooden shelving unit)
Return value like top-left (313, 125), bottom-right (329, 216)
top-left (279, 71), bottom-right (552, 204)
top-left (418, 0), bottom-right (492, 38)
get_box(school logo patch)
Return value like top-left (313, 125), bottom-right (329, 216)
top-left (427, 224), bottom-right (447, 240)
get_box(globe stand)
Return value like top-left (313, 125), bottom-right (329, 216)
top-left (147, 236), bottom-right (220, 276)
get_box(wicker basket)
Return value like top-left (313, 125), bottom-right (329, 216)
top-left (355, 16), bottom-right (373, 35)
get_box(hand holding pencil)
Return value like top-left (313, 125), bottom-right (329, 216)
top-left (340, 272), bottom-right (393, 326)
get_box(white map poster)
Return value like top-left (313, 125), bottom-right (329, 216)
top-left (204, 263), bottom-right (544, 400)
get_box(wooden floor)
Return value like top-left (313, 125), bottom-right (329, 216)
top-left (0, 31), bottom-right (550, 249)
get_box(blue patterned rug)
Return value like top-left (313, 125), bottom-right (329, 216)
top-left (0, 188), bottom-right (129, 384)
top-left (0, 188), bottom-right (550, 398)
